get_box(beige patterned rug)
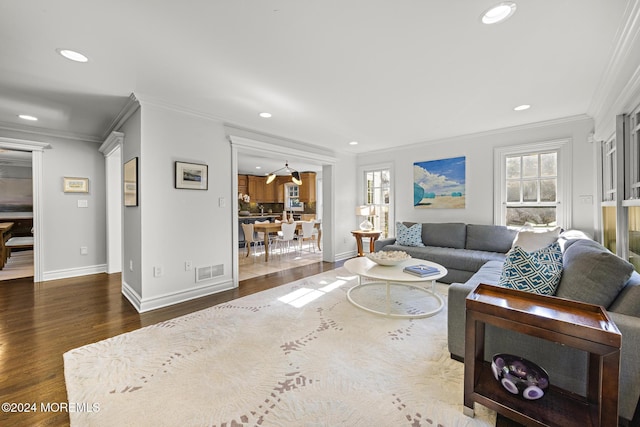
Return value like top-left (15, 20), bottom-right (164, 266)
top-left (64, 268), bottom-right (495, 426)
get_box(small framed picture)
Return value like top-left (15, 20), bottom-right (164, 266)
top-left (124, 157), bottom-right (138, 207)
top-left (63, 177), bottom-right (89, 193)
top-left (175, 161), bottom-right (208, 190)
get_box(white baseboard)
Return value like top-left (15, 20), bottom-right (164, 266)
top-left (42, 264), bottom-right (107, 281)
top-left (335, 250), bottom-right (357, 261)
top-left (122, 279), bottom-right (236, 313)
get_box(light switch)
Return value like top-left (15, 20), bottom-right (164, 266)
top-left (219, 197), bottom-right (226, 207)
top-left (78, 200), bottom-right (88, 208)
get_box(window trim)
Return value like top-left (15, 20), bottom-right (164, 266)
top-left (494, 138), bottom-right (572, 228)
top-left (358, 162), bottom-right (394, 238)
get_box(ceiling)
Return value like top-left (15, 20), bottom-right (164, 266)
top-left (0, 1), bottom-right (630, 165)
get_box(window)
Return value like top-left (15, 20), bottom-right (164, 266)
top-left (627, 109), bottom-right (640, 200)
top-left (362, 166), bottom-right (392, 238)
top-left (284, 183), bottom-right (303, 211)
top-left (602, 135), bottom-right (616, 202)
top-left (495, 139), bottom-right (570, 228)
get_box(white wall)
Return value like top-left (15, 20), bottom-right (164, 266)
top-left (120, 108), bottom-right (142, 295)
top-left (122, 102), bottom-right (234, 311)
top-left (41, 137), bottom-right (107, 278)
top-left (357, 116), bottom-right (596, 236)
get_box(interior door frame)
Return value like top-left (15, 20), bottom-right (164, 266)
top-left (0, 137), bottom-right (51, 282)
top-left (228, 134), bottom-right (337, 286)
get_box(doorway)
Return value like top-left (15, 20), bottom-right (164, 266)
top-left (0, 149), bottom-right (34, 280)
top-left (229, 133), bottom-right (337, 286)
top-left (0, 137), bottom-right (49, 282)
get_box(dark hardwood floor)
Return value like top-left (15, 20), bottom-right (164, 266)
top-left (0, 261), bottom-right (341, 426)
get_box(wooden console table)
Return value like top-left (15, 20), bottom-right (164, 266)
top-left (351, 230), bottom-right (381, 257)
top-left (464, 284), bottom-right (621, 427)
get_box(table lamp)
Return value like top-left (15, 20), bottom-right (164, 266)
top-left (355, 205), bottom-right (375, 231)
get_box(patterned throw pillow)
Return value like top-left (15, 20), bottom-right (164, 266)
top-left (396, 222), bottom-right (425, 247)
top-left (498, 242), bottom-right (563, 295)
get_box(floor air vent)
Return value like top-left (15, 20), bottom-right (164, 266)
top-left (196, 264), bottom-right (223, 282)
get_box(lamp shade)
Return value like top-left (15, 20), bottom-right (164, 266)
top-left (355, 205), bottom-right (375, 231)
top-left (355, 205), bottom-right (375, 216)
top-left (291, 171), bottom-right (302, 185)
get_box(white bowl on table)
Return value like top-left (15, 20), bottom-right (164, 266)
top-left (366, 251), bottom-right (411, 266)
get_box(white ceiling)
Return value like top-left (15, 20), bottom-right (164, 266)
top-left (0, 1), bottom-right (630, 161)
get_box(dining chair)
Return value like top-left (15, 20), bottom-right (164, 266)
top-left (240, 223), bottom-right (262, 258)
top-left (296, 220), bottom-right (317, 253)
top-left (274, 222), bottom-right (298, 256)
top-left (274, 219), bottom-right (284, 237)
top-left (253, 220), bottom-right (273, 246)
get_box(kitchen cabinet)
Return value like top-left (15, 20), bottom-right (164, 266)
top-left (247, 175), bottom-right (279, 203)
top-left (247, 175), bottom-right (263, 201)
top-left (238, 175), bottom-right (248, 195)
top-left (240, 173), bottom-right (316, 204)
top-left (299, 172), bottom-right (316, 203)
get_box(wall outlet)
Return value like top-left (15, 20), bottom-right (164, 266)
top-left (129, 260), bottom-right (133, 271)
top-left (185, 261), bottom-right (193, 271)
top-left (154, 266), bottom-right (163, 277)
top-left (80, 246), bottom-right (88, 255)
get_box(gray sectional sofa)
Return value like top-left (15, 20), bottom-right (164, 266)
top-left (374, 222), bottom-right (517, 283)
top-left (447, 236), bottom-right (640, 423)
top-left (375, 222), bottom-right (640, 423)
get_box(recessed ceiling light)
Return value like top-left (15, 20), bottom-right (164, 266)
top-left (481, 2), bottom-right (517, 24)
top-left (259, 112), bottom-right (272, 118)
top-left (56, 48), bottom-right (89, 63)
top-left (18, 114), bottom-right (38, 121)
top-left (349, 141), bottom-right (358, 146)
top-left (514, 104), bottom-right (531, 111)
top-left (255, 166), bottom-right (262, 170)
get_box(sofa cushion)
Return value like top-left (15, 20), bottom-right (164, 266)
top-left (396, 222), bottom-right (424, 247)
top-left (498, 243), bottom-right (563, 295)
top-left (466, 224), bottom-right (516, 253)
top-left (421, 223), bottom-right (466, 249)
top-left (556, 239), bottom-right (633, 308)
top-left (512, 226), bottom-right (561, 252)
top-left (380, 245), bottom-right (506, 273)
top-left (463, 260), bottom-right (504, 288)
top-left (609, 272), bottom-right (640, 316)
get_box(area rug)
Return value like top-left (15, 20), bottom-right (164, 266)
top-left (64, 268), bottom-right (495, 426)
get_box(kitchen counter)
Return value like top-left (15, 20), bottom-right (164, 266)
top-left (238, 214), bottom-right (281, 219)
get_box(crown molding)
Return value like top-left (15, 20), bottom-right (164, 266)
top-left (0, 136), bottom-right (51, 151)
top-left (99, 131), bottom-right (125, 156)
top-left (588, 0), bottom-right (640, 140)
top-left (133, 93), bottom-right (226, 123)
top-left (0, 121), bottom-right (102, 143)
top-left (100, 93), bottom-right (140, 140)
top-left (361, 114), bottom-right (592, 156)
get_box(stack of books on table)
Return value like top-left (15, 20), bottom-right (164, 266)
top-left (403, 264), bottom-right (440, 277)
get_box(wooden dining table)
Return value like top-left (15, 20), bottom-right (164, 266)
top-left (252, 221), bottom-right (321, 261)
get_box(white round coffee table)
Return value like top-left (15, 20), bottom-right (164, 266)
top-left (344, 257), bottom-right (447, 318)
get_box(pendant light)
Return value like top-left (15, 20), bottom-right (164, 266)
top-left (266, 161), bottom-right (302, 185)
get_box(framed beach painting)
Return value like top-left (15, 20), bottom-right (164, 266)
top-left (175, 161), bottom-right (208, 190)
top-left (413, 156), bottom-right (466, 209)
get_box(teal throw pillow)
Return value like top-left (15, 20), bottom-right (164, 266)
top-left (396, 222), bottom-right (425, 247)
top-left (498, 242), bottom-right (563, 295)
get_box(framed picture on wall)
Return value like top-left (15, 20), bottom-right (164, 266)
top-left (413, 156), bottom-right (466, 209)
top-left (124, 157), bottom-right (138, 207)
top-left (175, 161), bottom-right (208, 190)
top-left (63, 177), bottom-right (89, 193)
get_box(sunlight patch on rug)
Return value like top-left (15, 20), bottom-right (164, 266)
top-left (64, 268), bottom-right (495, 426)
